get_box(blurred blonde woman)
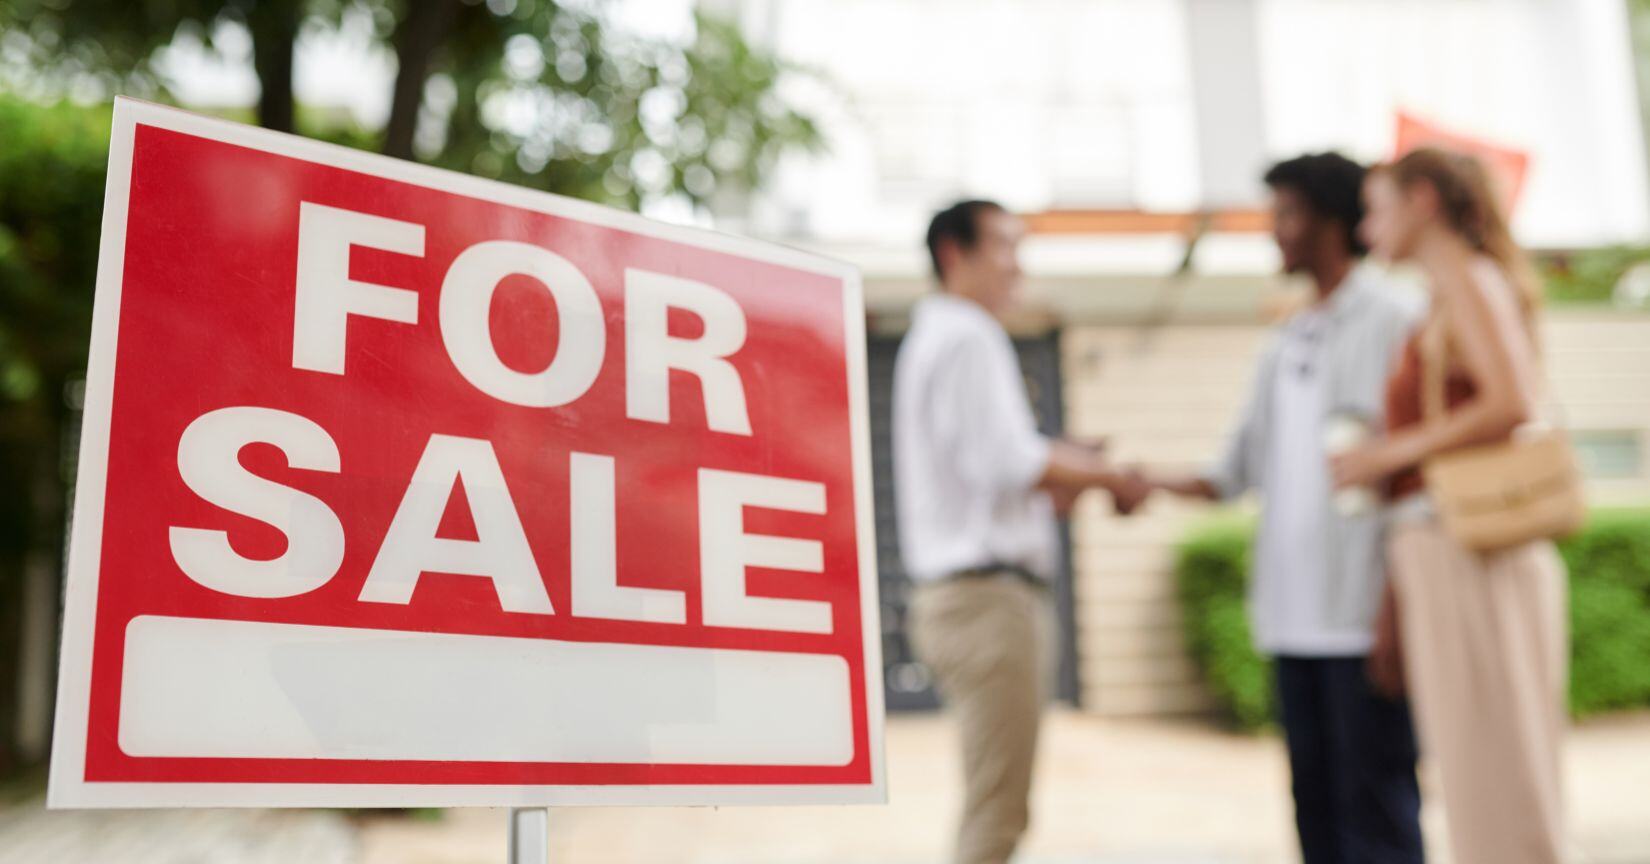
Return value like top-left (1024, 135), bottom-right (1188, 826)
top-left (1332, 148), bottom-right (1567, 864)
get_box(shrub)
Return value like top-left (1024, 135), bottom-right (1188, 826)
top-left (1559, 510), bottom-right (1650, 714)
top-left (1175, 509), bottom-right (1650, 730)
top-left (1173, 520), bottom-right (1274, 730)
top-left (0, 95), bottom-right (111, 772)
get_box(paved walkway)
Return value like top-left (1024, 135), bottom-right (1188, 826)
top-left (4, 711), bottom-right (1648, 863)
top-left (0, 806), bottom-right (357, 863)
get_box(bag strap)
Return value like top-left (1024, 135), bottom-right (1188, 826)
top-left (1420, 318), bottom-right (1448, 422)
top-left (1421, 307), bottom-right (1566, 434)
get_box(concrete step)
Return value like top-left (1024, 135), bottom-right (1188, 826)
top-left (1084, 654), bottom-right (1202, 689)
top-left (1078, 569), bottom-right (1180, 603)
top-left (1079, 598), bottom-right (1185, 631)
top-left (1083, 623), bottom-right (1190, 661)
top-left (1083, 681), bottom-right (1218, 716)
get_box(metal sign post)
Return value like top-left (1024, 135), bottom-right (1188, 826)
top-left (508, 807), bottom-right (548, 864)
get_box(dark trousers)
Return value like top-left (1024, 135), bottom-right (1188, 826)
top-left (1276, 656), bottom-right (1425, 864)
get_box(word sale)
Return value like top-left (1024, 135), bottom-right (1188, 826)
top-left (168, 202), bottom-right (833, 636)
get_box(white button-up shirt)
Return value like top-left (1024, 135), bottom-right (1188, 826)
top-left (893, 292), bottom-right (1059, 583)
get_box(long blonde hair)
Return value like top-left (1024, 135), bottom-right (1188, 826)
top-left (1382, 147), bottom-right (1543, 329)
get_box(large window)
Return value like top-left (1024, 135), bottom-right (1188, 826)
top-left (867, 330), bottom-right (1080, 711)
top-left (1574, 429), bottom-right (1645, 481)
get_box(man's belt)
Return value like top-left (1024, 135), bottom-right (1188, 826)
top-left (947, 562), bottom-right (1044, 588)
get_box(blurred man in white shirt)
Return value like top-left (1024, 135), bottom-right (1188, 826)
top-left (894, 200), bottom-right (1149, 864)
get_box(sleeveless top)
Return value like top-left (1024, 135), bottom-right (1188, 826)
top-left (1383, 329), bottom-right (1476, 500)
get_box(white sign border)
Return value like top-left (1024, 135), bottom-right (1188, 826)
top-left (47, 97), bottom-right (885, 809)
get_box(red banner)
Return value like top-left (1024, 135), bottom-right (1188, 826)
top-left (1395, 111), bottom-right (1530, 215)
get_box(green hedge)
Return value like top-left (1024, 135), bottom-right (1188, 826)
top-left (1175, 509), bottom-right (1650, 731)
top-left (0, 95), bottom-right (112, 771)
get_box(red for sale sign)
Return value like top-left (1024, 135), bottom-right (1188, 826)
top-left (48, 99), bottom-right (884, 808)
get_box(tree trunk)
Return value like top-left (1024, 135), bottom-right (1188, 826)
top-left (7, 397), bottom-right (63, 767)
top-left (12, 488), bottom-right (58, 763)
top-left (382, 0), bottom-right (462, 160)
top-left (248, 1), bottom-right (300, 133)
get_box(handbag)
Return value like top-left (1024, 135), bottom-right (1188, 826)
top-left (1417, 321), bottom-right (1587, 552)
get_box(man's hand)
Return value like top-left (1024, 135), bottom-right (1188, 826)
top-left (1037, 441), bottom-right (1150, 515)
top-left (1072, 435), bottom-right (1111, 456)
top-left (1109, 468), bottom-right (1152, 516)
top-left (1367, 631), bottom-right (1405, 700)
top-left (1367, 581), bottom-right (1406, 699)
top-left (1140, 473), bottom-right (1221, 502)
top-left (1048, 483), bottom-right (1083, 517)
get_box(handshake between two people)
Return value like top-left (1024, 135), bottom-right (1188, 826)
top-left (1037, 438), bottom-right (1218, 518)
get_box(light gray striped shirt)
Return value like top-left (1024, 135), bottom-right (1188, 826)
top-left (1205, 266), bottom-right (1422, 655)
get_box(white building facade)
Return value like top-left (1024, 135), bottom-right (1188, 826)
top-left (710, 0), bottom-right (1650, 714)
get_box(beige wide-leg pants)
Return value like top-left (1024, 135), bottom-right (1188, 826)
top-left (909, 573), bottom-right (1056, 864)
top-left (1388, 519), bottom-right (1569, 864)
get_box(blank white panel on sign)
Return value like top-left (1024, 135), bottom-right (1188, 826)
top-left (118, 616), bottom-right (853, 766)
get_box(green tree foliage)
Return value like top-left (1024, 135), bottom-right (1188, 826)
top-left (402, 6), bottom-right (823, 210)
top-left (0, 0), bottom-right (823, 210)
top-left (1557, 509), bottom-right (1650, 713)
top-left (1175, 509), bottom-right (1650, 731)
top-left (1172, 519), bottom-right (1273, 731)
top-left (0, 2), bottom-right (821, 772)
top-left (1542, 245), bottom-right (1650, 306)
top-left (0, 97), bottom-right (111, 771)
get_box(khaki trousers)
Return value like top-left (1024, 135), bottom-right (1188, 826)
top-left (909, 574), bottom-right (1056, 864)
top-left (1388, 520), bottom-right (1569, 864)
